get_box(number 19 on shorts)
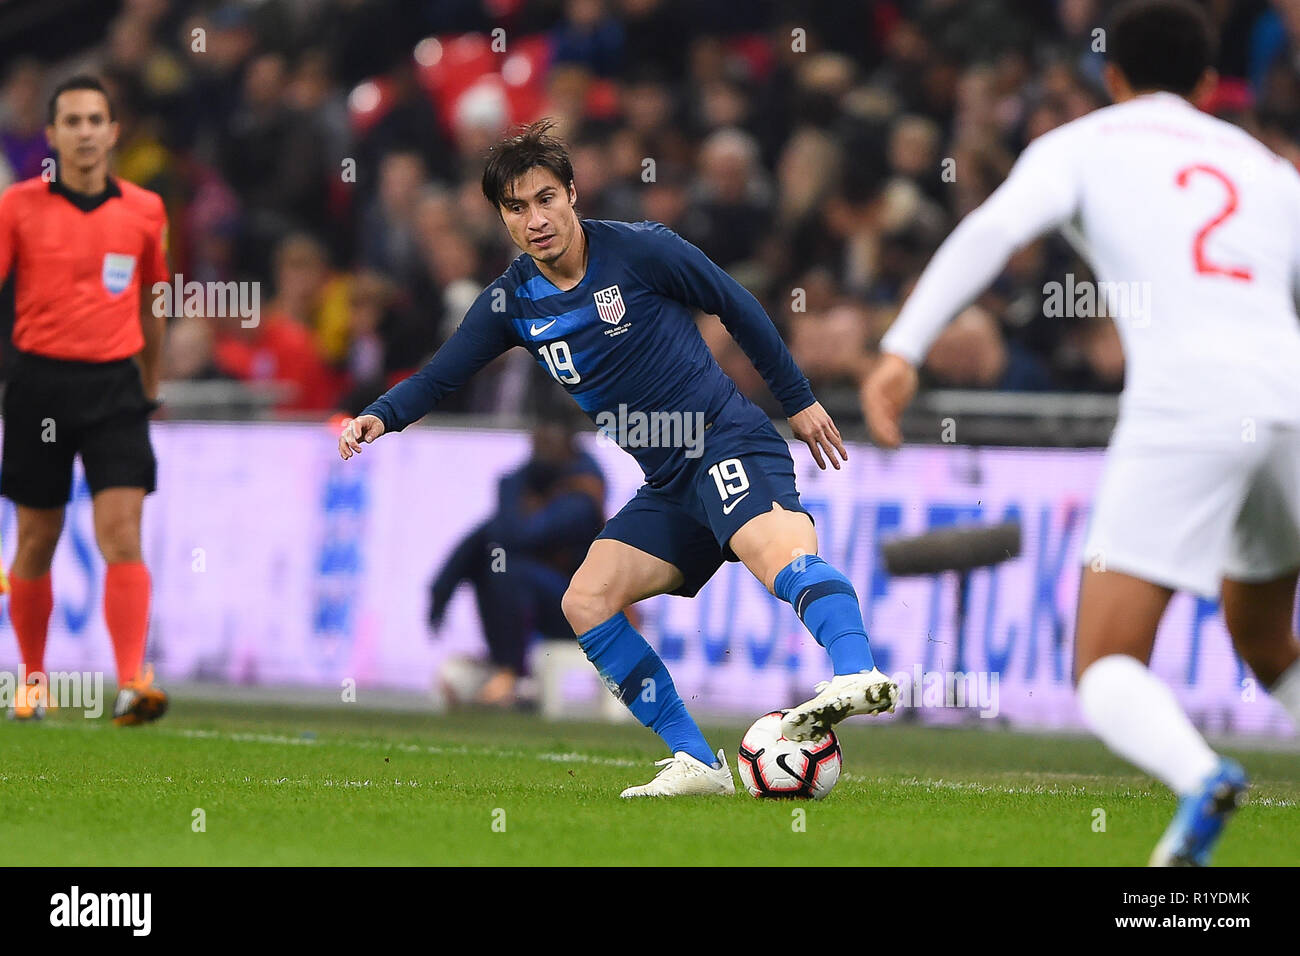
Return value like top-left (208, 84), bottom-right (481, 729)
top-left (708, 458), bottom-right (750, 499)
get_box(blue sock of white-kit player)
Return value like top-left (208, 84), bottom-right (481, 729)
top-left (773, 555), bottom-right (875, 675)
top-left (577, 612), bottom-right (717, 766)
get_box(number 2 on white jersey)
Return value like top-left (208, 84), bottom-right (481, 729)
top-left (537, 340), bottom-right (581, 384)
top-left (1175, 163), bottom-right (1253, 282)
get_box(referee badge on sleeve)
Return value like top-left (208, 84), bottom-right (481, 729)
top-left (102, 253), bottom-right (138, 294)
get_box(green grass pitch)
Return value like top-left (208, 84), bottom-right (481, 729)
top-left (2, 698), bottom-right (1297, 866)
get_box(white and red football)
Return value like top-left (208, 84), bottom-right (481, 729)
top-left (736, 710), bottom-right (842, 800)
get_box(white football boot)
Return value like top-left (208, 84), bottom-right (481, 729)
top-left (620, 748), bottom-right (736, 798)
top-left (781, 667), bottom-right (899, 741)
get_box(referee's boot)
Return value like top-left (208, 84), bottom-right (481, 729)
top-left (112, 664), bottom-right (169, 726)
top-left (7, 676), bottom-right (53, 722)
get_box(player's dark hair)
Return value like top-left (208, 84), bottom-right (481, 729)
top-left (1107, 0), bottom-right (1216, 96)
top-left (47, 74), bottom-right (115, 124)
top-left (481, 119), bottom-right (575, 211)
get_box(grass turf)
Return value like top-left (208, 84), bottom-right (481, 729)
top-left (1, 698), bottom-right (1297, 866)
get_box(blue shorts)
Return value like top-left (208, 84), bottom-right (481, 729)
top-left (597, 419), bottom-right (810, 597)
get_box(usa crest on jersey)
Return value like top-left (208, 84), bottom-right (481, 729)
top-left (593, 284), bottom-right (625, 324)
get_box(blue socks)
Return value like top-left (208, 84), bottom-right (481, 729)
top-left (575, 557), bottom-right (870, 761)
top-left (577, 612), bottom-right (716, 766)
top-left (773, 555), bottom-right (876, 675)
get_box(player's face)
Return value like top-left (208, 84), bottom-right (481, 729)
top-left (46, 90), bottom-right (119, 174)
top-left (498, 168), bottom-right (579, 266)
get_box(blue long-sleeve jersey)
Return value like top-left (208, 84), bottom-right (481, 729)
top-left (362, 220), bottom-right (815, 486)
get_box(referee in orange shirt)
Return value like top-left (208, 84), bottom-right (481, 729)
top-left (0, 76), bottom-right (168, 724)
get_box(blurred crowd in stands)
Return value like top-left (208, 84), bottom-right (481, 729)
top-left (3, 0), bottom-right (1298, 419)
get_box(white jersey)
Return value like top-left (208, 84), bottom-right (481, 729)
top-left (881, 91), bottom-right (1300, 436)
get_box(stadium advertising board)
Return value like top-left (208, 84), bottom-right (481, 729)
top-left (0, 421), bottom-right (1291, 737)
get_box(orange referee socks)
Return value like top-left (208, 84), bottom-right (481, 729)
top-left (9, 572), bottom-right (53, 678)
top-left (104, 562), bottom-right (151, 686)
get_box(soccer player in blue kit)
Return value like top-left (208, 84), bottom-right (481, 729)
top-left (339, 121), bottom-right (898, 796)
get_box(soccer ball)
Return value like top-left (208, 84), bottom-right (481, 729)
top-left (736, 711), bottom-right (842, 800)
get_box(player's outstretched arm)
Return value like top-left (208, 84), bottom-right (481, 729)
top-left (338, 282), bottom-right (515, 459)
top-left (338, 414), bottom-right (386, 459)
top-left (860, 353), bottom-right (918, 450)
top-left (864, 126), bottom-right (1080, 448)
top-left (0, 187), bottom-right (16, 285)
top-left (138, 198), bottom-right (170, 403)
top-left (634, 223), bottom-right (818, 428)
top-left (138, 299), bottom-right (165, 402)
top-left (788, 400), bottom-right (848, 470)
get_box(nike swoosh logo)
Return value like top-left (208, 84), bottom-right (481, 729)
top-left (721, 492), bottom-right (750, 515)
top-left (774, 752), bottom-right (814, 787)
top-left (529, 320), bottom-right (557, 336)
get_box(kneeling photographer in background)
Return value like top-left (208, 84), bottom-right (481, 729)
top-left (430, 414), bottom-right (605, 707)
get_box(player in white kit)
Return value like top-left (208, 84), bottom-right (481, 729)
top-left (862, 0), bottom-right (1300, 865)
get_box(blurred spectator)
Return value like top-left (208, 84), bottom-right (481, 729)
top-left (211, 311), bottom-right (339, 413)
top-left (179, 5), bottom-right (259, 152)
top-left (618, 0), bottom-right (692, 78)
top-left (790, 301), bottom-right (875, 391)
top-left (920, 305), bottom-right (1053, 392)
top-left (775, 127), bottom-right (842, 230)
top-left (1078, 316), bottom-right (1125, 392)
top-left (640, 166), bottom-right (692, 232)
top-left (220, 52), bottom-right (334, 279)
top-left (4, 0), bottom-right (1295, 415)
top-left (887, 114), bottom-right (942, 202)
top-left (354, 60), bottom-right (455, 192)
top-left (179, 159), bottom-right (242, 283)
top-left (690, 127), bottom-right (772, 268)
top-left (102, 8), bottom-right (191, 122)
top-left (1, 60), bottom-right (49, 181)
top-left (343, 271), bottom-right (394, 389)
top-left (104, 72), bottom-right (182, 217)
top-left (267, 233), bottom-right (352, 364)
top-left (212, 234), bottom-right (344, 412)
top-left (359, 150), bottom-right (427, 287)
top-left (1059, 315), bottom-right (1126, 393)
top-left (163, 314), bottom-right (227, 383)
top-left (552, 0), bottom-right (626, 77)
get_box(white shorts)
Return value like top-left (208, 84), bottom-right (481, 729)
top-left (1082, 420), bottom-right (1300, 597)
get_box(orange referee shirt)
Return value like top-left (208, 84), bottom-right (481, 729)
top-left (0, 176), bottom-right (168, 362)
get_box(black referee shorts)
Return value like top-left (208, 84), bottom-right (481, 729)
top-left (1, 351), bottom-right (157, 509)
